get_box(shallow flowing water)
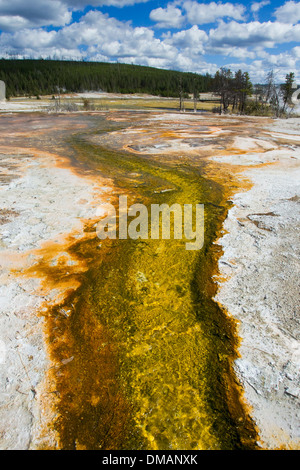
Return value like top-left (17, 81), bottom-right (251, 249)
top-left (0, 111), bottom-right (258, 450)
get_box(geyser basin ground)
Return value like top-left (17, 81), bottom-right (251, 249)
top-left (0, 109), bottom-right (299, 450)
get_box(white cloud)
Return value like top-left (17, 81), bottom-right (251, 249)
top-left (209, 20), bottom-right (300, 48)
top-left (0, 0), bottom-right (72, 32)
top-left (164, 26), bottom-right (208, 55)
top-left (292, 45), bottom-right (300, 57)
top-left (274, 1), bottom-right (300, 24)
top-left (0, 10), bottom-right (178, 65)
top-left (206, 44), bottom-right (257, 59)
top-left (251, 1), bottom-right (270, 13)
top-left (62, 0), bottom-right (150, 6)
top-left (182, 1), bottom-right (246, 25)
top-left (150, 1), bottom-right (247, 29)
top-left (150, 5), bottom-right (184, 29)
top-left (0, 16), bottom-right (29, 32)
top-left (0, 0), bottom-right (151, 32)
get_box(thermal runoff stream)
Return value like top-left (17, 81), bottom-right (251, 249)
top-left (0, 111), bottom-right (268, 450)
top-left (40, 112), bottom-right (259, 450)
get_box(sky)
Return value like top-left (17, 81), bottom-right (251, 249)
top-left (0, 0), bottom-right (299, 83)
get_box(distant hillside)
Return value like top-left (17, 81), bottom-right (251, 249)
top-left (0, 59), bottom-right (214, 99)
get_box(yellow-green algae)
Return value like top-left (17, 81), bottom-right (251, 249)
top-left (42, 115), bottom-right (258, 450)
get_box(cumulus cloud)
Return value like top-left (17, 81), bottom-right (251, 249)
top-left (274, 0), bottom-right (300, 24)
top-left (150, 5), bottom-right (185, 29)
top-left (63, 0), bottom-right (150, 5)
top-left (182, 1), bottom-right (246, 24)
top-left (0, 0), bottom-right (151, 32)
top-left (292, 45), bottom-right (300, 57)
top-left (150, 1), bottom-right (247, 28)
top-left (0, 10), bottom-right (178, 66)
top-left (0, 0), bottom-right (72, 32)
top-left (251, 1), bottom-right (270, 13)
top-left (209, 19), bottom-right (300, 48)
top-left (164, 25), bottom-right (208, 55)
top-left (205, 44), bottom-right (257, 59)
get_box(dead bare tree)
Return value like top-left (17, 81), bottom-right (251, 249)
top-left (193, 78), bottom-right (198, 113)
top-left (265, 70), bottom-right (280, 117)
top-left (179, 77), bottom-right (185, 112)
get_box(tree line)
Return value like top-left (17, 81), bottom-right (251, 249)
top-left (0, 59), bottom-right (213, 99)
top-left (0, 59), bottom-right (296, 116)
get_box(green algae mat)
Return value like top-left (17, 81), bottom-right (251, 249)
top-left (39, 113), bottom-right (258, 450)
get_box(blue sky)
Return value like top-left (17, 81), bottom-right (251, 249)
top-left (0, 1), bottom-right (299, 83)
